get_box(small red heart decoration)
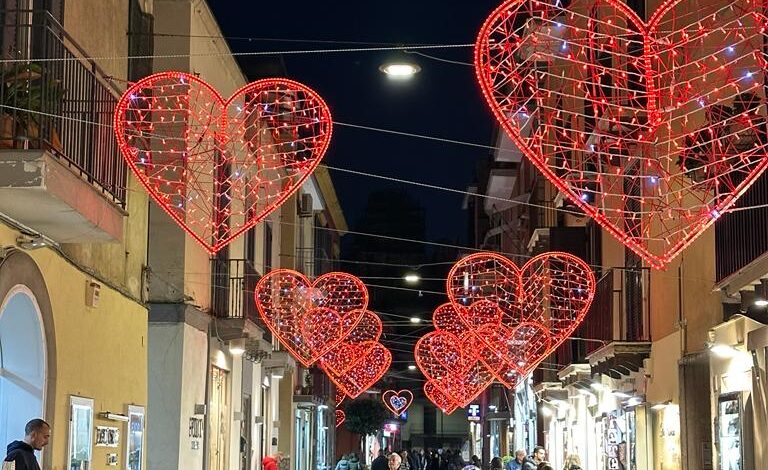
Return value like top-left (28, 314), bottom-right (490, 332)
top-left (476, 0), bottom-right (768, 268)
top-left (321, 311), bottom-right (383, 375)
top-left (335, 410), bottom-right (346, 428)
top-left (415, 330), bottom-right (497, 407)
top-left (322, 343), bottom-right (391, 398)
top-left (115, 72), bottom-right (332, 254)
top-left (255, 270), bottom-right (368, 367)
top-left (382, 390), bottom-right (414, 416)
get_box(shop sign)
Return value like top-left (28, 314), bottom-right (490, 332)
top-left (604, 412), bottom-right (626, 470)
top-left (189, 417), bottom-right (204, 450)
top-left (467, 404), bottom-right (481, 422)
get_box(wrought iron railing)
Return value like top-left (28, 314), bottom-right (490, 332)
top-left (0, 9), bottom-right (126, 206)
top-left (210, 258), bottom-right (272, 341)
top-left (583, 267), bottom-right (651, 349)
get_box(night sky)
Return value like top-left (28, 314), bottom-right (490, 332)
top-left (208, 0), bottom-right (502, 242)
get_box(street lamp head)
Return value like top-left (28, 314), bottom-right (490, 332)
top-left (379, 62), bottom-right (421, 79)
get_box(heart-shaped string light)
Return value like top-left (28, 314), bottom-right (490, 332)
top-left (254, 269), bottom-right (368, 367)
top-left (114, 72), bottom-right (332, 254)
top-left (475, 0), bottom-right (768, 269)
top-left (417, 252), bottom-right (594, 411)
top-left (382, 390), bottom-right (414, 416)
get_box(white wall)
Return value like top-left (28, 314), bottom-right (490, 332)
top-left (147, 322), bottom-right (209, 470)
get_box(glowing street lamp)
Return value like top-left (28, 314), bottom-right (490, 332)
top-left (380, 62), bottom-right (421, 79)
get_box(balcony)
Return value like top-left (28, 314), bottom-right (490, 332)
top-left (585, 268), bottom-right (652, 379)
top-left (0, 10), bottom-right (127, 243)
top-left (211, 258), bottom-right (270, 344)
top-left (484, 161), bottom-right (518, 214)
top-left (716, 172), bottom-right (768, 295)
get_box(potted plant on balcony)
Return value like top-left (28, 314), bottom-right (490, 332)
top-left (0, 62), bottom-right (63, 150)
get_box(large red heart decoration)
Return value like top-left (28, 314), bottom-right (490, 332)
top-left (476, 0), bottom-right (768, 269)
top-left (254, 270), bottom-right (368, 367)
top-left (114, 72), bottom-right (332, 254)
top-left (447, 252), bottom-right (595, 377)
top-left (382, 390), bottom-right (414, 416)
top-left (335, 410), bottom-right (346, 428)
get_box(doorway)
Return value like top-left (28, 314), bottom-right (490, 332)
top-left (0, 286), bottom-right (46, 453)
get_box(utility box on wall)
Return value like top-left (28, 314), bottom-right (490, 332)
top-left (86, 279), bottom-right (101, 308)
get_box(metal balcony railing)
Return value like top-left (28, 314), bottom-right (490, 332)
top-left (582, 268), bottom-right (651, 353)
top-left (210, 258), bottom-right (271, 341)
top-left (0, 10), bottom-right (126, 206)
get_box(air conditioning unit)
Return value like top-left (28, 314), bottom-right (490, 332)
top-left (298, 193), bottom-right (313, 217)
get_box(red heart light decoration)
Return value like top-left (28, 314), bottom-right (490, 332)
top-left (335, 410), bottom-right (346, 428)
top-left (321, 310), bottom-right (383, 375)
top-left (447, 252), bottom-right (595, 377)
top-left (423, 381), bottom-right (459, 415)
top-left (382, 390), bottom-right (414, 416)
top-left (415, 330), bottom-right (497, 407)
top-left (335, 389), bottom-right (346, 407)
top-left (255, 270), bottom-right (368, 367)
top-left (322, 343), bottom-right (392, 398)
top-left (114, 72), bottom-right (332, 254)
top-left (433, 302), bottom-right (519, 387)
top-left (475, 0), bottom-right (768, 269)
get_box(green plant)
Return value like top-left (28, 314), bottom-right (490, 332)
top-left (0, 63), bottom-right (64, 130)
top-left (343, 398), bottom-right (390, 436)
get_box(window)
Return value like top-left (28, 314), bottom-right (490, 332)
top-left (68, 396), bottom-right (93, 470)
top-left (126, 405), bottom-right (145, 470)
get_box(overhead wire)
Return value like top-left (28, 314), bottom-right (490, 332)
top-left (0, 43), bottom-right (475, 64)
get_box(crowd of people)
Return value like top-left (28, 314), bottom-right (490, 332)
top-left (336, 446), bottom-right (584, 470)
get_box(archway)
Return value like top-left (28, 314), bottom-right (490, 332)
top-left (0, 286), bottom-right (46, 449)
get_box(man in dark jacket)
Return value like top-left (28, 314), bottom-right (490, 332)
top-left (4, 419), bottom-right (50, 470)
top-left (372, 450), bottom-right (389, 470)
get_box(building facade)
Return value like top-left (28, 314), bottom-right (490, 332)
top-left (0, 1), bottom-right (151, 469)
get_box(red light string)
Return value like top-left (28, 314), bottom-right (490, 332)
top-left (475, 0), bottom-right (768, 269)
top-left (417, 252), bottom-right (595, 411)
top-left (114, 71), bottom-right (332, 254)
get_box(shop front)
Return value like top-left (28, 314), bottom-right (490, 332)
top-left (708, 315), bottom-right (765, 470)
top-left (747, 324), bottom-right (768, 467)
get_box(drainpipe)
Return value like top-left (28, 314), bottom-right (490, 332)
top-left (202, 322), bottom-right (212, 470)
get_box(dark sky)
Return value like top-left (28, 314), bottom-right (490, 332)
top-left (208, 1), bottom-right (501, 242)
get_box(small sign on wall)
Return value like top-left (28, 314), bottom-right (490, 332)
top-left (107, 453), bottom-right (118, 466)
top-left (95, 427), bottom-right (120, 447)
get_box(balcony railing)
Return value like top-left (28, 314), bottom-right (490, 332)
top-left (0, 10), bottom-right (126, 206)
top-left (210, 258), bottom-right (271, 338)
top-left (582, 268), bottom-right (651, 351)
top-left (716, 172), bottom-right (768, 283)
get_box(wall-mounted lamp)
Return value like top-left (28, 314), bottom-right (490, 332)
top-left (268, 367), bottom-right (284, 380)
top-left (99, 412), bottom-right (129, 422)
top-left (229, 338), bottom-right (246, 356)
top-left (651, 400), bottom-right (671, 411)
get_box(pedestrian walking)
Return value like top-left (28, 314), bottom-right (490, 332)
top-left (3, 419), bottom-right (50, 470)
top-left (349, 452), bottom-right (361, 470)
top-left (372, 450), bottom-right (389, 470)
top-left (563, 455), bottom-right (582, 470)
top-left (335, 454), bottom-right (350, 470)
